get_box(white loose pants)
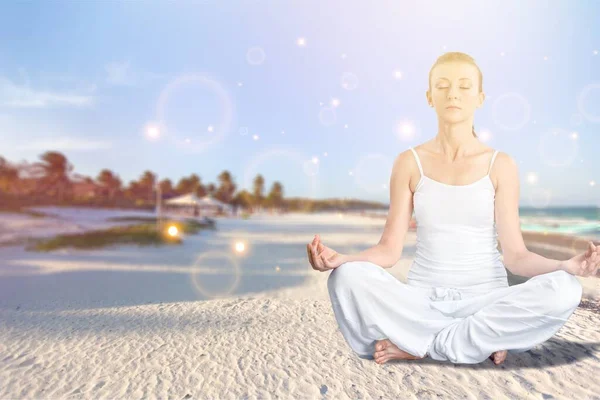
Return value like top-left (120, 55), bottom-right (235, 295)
top-left (327, 261), bottom-right (583, 364)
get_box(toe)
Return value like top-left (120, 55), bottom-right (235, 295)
top-left (493, 351), bottom-right (507, 364)
top-left (376, 340), bottom-right (388, 351)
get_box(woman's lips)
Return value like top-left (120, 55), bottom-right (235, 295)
top-left (446, 106), bottom-right (461, 109)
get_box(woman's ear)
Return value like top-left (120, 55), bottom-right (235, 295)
top-left (478, 92), bottom-right (486, 107)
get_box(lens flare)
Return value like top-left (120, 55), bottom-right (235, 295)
top-left (167, 225), bottom-right (179, 237)
top-left (234, 241), bottom-right (246, 253)
top-left (145, 124), bottom-right (160, 140)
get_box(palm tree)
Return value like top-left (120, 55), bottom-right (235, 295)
top-left (266, 181), bottom-right (284, 210)
top-left (138, 171), bottom-right (157, 203)
top-left (124, 180), bottom-right (142, 202)
top-left (194, 180), bottom-right (207, 198)
top-left (30, 151), bottom-right (74, 203)
top-left (174, 173), bottom-right (205, 197)
top-left (215, 170), bottom-right (237, 204)
top-left (233, 189), bottom-right (254, 211)
top-left (97, 169), bottom-right (123, 201)
top-left (252, 174), bottom-right (265, 212)
top-left (0, 156), bottom-right (19, 194)
top-left (158, 178), bottom-right (174, 198)
top-left (206, 183), bottom-right (216, 197)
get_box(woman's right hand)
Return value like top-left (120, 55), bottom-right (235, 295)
top-left (306, 234), bottom-right (346, 272)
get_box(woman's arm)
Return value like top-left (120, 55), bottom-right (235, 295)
top-left (493, 152), bottom-right (564, 278)
top-left (344, 150), bottom-right (415, 269)
top-left (505, 252), bottom-right (565, 278)
top-left (342, 243), bottom-right (402, 269)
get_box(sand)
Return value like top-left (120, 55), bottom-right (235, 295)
top-left (0, 210), bottom-right (599, 399)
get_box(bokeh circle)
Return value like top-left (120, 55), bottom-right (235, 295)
top-left (189, 250), bottom-right (241, 299)
top-left (156, 74), bottom-right (234, 153)
top-left (340, 72), bottom-right (359, 91)
top-left (576, 83), bottom-right (600, 123)
top-left (247, 47), bottom-right (266, 65)
top-left (319, 107), bottom-right (337, 126)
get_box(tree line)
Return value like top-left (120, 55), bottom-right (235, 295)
top-left (0, 151), bottom-right (283, 211)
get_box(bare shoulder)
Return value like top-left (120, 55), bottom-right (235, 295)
top-left (392, 148), bottom-right (419, 190)
top-left (394, 147), bottom-right (418, 165)
top-left (493, 151), bottom-right (517, 165)
top-left (490, 151), bottom-right (519, 191)
top-left (412, 141), bottom-right (434, 154)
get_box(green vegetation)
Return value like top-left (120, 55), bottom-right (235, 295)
top-left (106, 216), bottom-right (215, 230)
top-left (26, 218), bottom-right (215, 252)
top-left (106, 216), bottom-right (161, 223)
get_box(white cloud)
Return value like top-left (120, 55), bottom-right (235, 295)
top-left (105, 60), bottom-right (165, 86)
top-left (0, 77), bottom-right (94, 108)
top-left (37, 72), bottom-right (98, 93)
top-left (13, 137), bottom-right (112, 152)
top-left (0, 114), bottom-right (112, 157)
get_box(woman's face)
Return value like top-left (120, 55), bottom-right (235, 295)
top-left (427, 61), bottom-right (485, 123)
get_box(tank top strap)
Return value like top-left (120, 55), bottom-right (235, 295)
top-left (487, 150), bottom-right (499, 175)
top-left (408, 147), bottom-right (424, 178)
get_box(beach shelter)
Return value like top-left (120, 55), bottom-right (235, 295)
top-left (165, 193), bottom-right (203, 206)
top-left (198, 195), bottom-right (233, 215)
top-left (163, 192), bottom-right (205, 216)
top-left (163, 193), bottom-right (233, 216)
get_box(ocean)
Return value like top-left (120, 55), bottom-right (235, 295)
top-left (518, 206), bottom-right (600, 239)
top-left (353, 206), bottom-right (600, 240)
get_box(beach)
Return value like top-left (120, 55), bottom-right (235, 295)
top-left (0, 209), bottom-right (599, 399)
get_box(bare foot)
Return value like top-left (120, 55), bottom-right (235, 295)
top-left (373, 339), bottom-right (426, 364)
top-left (489, 350), bottom-right (507, 365)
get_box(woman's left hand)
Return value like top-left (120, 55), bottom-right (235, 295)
top-left (561, 240), bottom-right (600, 277)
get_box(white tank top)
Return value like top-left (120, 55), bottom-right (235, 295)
top-left (406, 146), bottom-right (509, 293)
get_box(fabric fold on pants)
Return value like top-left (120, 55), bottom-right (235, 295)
top-left (328, 261), bottom-right (583, 364)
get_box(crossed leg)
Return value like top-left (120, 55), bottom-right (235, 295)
top-left (328, 261), bottom-right (459, 359)
top-left (328, 261), bottom-right (583, 365)
top-left (425, 269), bottom-right (583, 364)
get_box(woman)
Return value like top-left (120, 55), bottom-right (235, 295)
top-left (306, 51), bottom-right (600, 365)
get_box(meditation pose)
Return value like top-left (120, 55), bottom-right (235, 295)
top-left (306, 52), bottom-right (599, 365)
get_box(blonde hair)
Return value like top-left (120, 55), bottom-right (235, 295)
top-left (428, 52), bottom-right (483, 138)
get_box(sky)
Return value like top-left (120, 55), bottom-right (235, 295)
top-left (0, 0), bottom-right (599, 207)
